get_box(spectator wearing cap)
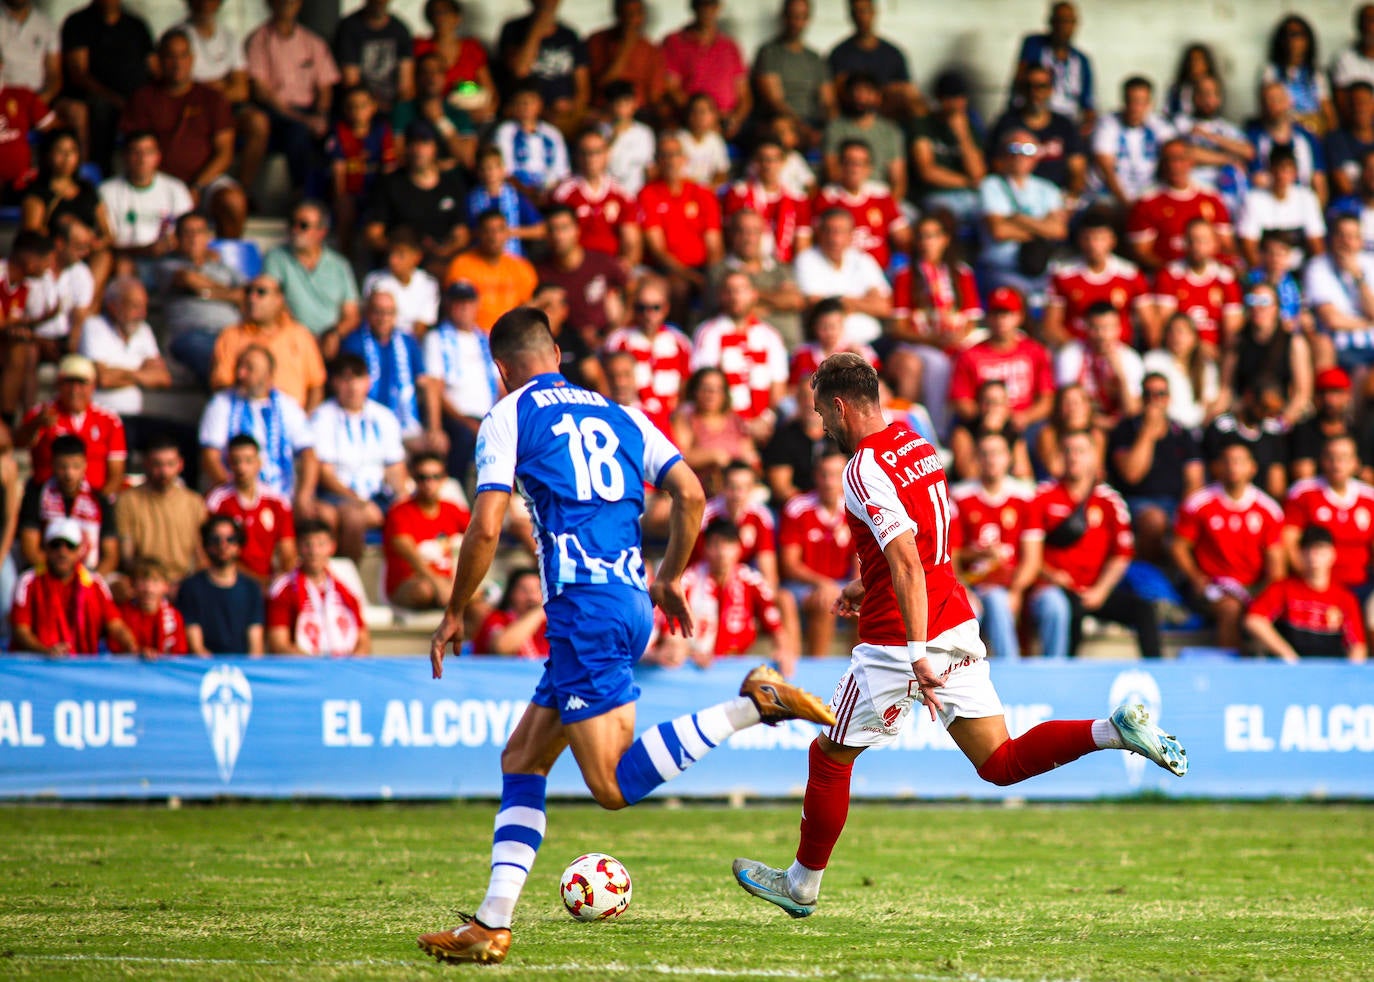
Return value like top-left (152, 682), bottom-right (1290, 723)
top-left (661, 0), bottom-right (750, 142)
top-left (1303, 214), bottom-right (1374, 369)
top-left (1247, 526), bottom-right (1368, 662)
top-left (9, 517), bottom-right (135, 656)
top-left (823, 73), bottom-right (906, 200)
top-left (792, 208), bottom-right (892, 347)
top-left (909, 70), bottom-right (987, 226)
top-left (363, 121), bottom-right (470, 276)
top-left (334, 0), bottom-right (414, 112)
top-left (176, 514), bottom-right (266, 655)
top-left (244, 0), bottom-right (341, 190)
top-left (361, 228), bottom-right (441, 338)
top-left (978, 128), bottom-right (1068, 303)
top-left (423, 280), bottom-right (502, 482)
top-left (492, 80), bottom-right (570, 202)
top-left (1290, 367), bottom-right (1355, 482)
top-left (120, 28), bottom-right (246, 240)
top-left (752, 0), bottom-right (833, 148)
top-left (157, 212), bottom-right (247, 384)
top-left (17, 432), bottom-right (118, 576)
top-left (209, 273), bottom-right (327, 413)
top-left (443, 210), bottom-right (538, 332)
top-left (264, 201), bottom-right (360, 358)
top-left (496, 0), bottom-right (589, 134)
top-left (948, 287), bottom-right (1055, 431)
top-left (339, 288), bottom-right (434, 449)
top-left (826, 0), bottom-right (920, 120)
top-left (466, 144), bottom-right (546, 260)
top-left (114, 435), bottom-right (207, 587)
top-left (15, 353), bottom-right (126, 498)
top-left (988, 62), bottom-right (1086, 195)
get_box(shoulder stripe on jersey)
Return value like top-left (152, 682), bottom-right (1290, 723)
top-left (654, 453), bottom-right (682, 489)
top-left (475, 482), bottom-right (513, 495)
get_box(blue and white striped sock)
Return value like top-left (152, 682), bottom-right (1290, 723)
top-left (614, 699), bottom-right (757, 806)
top-left (475, 773), bottom-right (547, 929)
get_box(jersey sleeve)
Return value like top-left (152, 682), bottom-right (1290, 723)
top-left (1246, 580), bottom-right (1285, 622)
top-left (621, 405), bottom-right (683, 488)
top-left (844, 452), bottom-right (917, 553)
top-left (1174, 499), bottom-right (1201, 544)
top-left (265, 577), bottom-right (296, 631)
top-left (1342, 591), bottom-right (1368, 647)
top-left (474, 397), bottom-right (519, 494)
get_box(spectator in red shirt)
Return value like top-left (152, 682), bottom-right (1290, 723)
top-left (205, 433), bottom-right (298, 585)
top-left (383, 451), bottom-right (471, 610)
top-left (1027, 429), bottom-right (1161, 658)
top-left (1151, 217), bottom-right (1244, 349)
top-left (661, 0), bottom-right (750, 140)
top-left (951, 430), bottom-right (1041, 660)
top-left (696, 460), bottom-right (778, 584)
top-left (1282, 434), bottom-right (1374, 600)
top-left (265, 518), bottom-right (369, 656)
top-left (16, 431), bottom-right (118, 576)
top-left (111, 556), bottom-right (189, 657)
top-left (1044, 212), bottom-right (1156, 347)
top-left (121, 28), bottom-right (245, 239)
top-left (413, 0), bottom-right (494, 119)
top-left (1173, 442), bottom-right (1286, 650)
top-left (0, 48), bottom-right (56, 191)
top-left (1127, 138), bottom-right (1234, 271)
top-left (812, 137), bottom-right (910, 269)
top-left (473, 567), bottom-right (548, 658)
top-left (948, 286), bottom-right (1055, 431)
top-left (552, 128), bottom-right (639, 268)
top-left (1247, 526), bottom-right (1368, 662)
top-left (16, 352), bottom-right (126, 497)
top-left (722, 139), bottom-right (812, 264)
top-left (646, 518), bottom-right (793, 674)
top-left (9, 517), bottom-right (134, 656)
top-left (779, 449), bottom-right (855, 656)
top-left (638, 132), bottom-right (723, 319)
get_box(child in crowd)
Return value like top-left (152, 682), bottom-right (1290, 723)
top-left (492, 80), bottom-right (570, 203)
top-left (327, 85), bottom-right (397, 255)
top-left (466, 146), bottom-right (546, 259)
top-left (0, 231), bottom-right (63, 420)
top-left (765, 115), bottom-right (816, 198)
top-left (361, 227), bottom-right (440, 337)
top-left (112, 557), bottom-right (189, 658)
top-left (677, 92), bottom-right (731, 190)
top-left (602, 81), bottom-right (656, 196)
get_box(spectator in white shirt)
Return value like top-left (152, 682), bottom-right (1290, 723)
top-left (601, 80), bottom-right (655, 196)
top-left (310, 352), bottom-right (407, 561)
top-left (792, 207), bottom-right (892, 345)
top-left (1304, 213), bottom-right (1374, 367)
top-left (1332, 6), bottom-right (1374, 114)
top-left (1238, 147), bottom-right (1325, 269)
top-left (423, 280), bottom-right (502, 484)
top-left (360, 228), bottom-right (440, 337)
top-left (98, 131), bottom-right (193, 274)
top-left (51, 214), bottom-right (98, 352)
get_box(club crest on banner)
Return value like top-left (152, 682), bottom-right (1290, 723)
top-left (200, 665), bottom-right (253, 783)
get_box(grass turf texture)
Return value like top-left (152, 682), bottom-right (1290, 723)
top-left (0, 802), bottom-right (1370, 981)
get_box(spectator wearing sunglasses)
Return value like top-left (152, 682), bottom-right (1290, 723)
top-left (977, 130), bottom-right (1068, 303)
top-left (176, 515), bottom-right (265, 655)
top-left (9, 517), bottom-right (134, 656)
top-left (209, 274), bottom-right (327, 412)
top-left (602, 275), bottom-right (691, 438)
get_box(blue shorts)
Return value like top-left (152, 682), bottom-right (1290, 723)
top-left (532, 585), bottom-right (652, 723)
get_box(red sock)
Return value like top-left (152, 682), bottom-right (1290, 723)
top-left (795, 739), bottom-right (854, 870)
top-left (976, 720), bottom-right (1097, 787)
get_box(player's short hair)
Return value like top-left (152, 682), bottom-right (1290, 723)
top-left (51, 434), bottom-right (87, 460)
top-left (296, 518), bottom-right (334, 541)
top-left (130, 556), bottom-right (169, 582)
top-left (201, 514), bottom-right (245, 548)
top-left (702, 518), bottom-right (741, 543)
top-left (227, 433), bottom-right (260, 454)
top-left (811, 351), bottom-right (880, 407)
top-left (489, 306), bottom-right (557, 363)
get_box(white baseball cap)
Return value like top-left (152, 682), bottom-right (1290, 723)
top-left (44, 517), bottom-right (83, 547)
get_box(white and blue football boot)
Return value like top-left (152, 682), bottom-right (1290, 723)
top-left (1111, 703), bottom-right (1188, 776)
top-left (732, 859), bottom-right (816, 918)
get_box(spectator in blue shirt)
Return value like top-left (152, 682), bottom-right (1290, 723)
top-left (467, 144), bottom-right (546, 258)
top-left (339, 287), bottom-right (437, 454)
top-left (1013, 1), bottom-right (1094, 129)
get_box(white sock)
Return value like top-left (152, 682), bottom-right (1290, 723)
top-left (475, 866), bottom-right (525, 929)
top-left (1092, 718), bottom-right (1126, 750)
top-left (786, 860), bottom-right (823, 903)
top-left (703, 696), bottom-right (762, 740)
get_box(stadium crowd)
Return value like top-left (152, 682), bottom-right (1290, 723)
top-left (0, 0), bottom-right (1371, 663)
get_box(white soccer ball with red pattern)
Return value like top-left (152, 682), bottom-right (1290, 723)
top-left (560, 853), bottom-right (633, 921)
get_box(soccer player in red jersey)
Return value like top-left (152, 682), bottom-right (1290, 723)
top-left (733, 354), bottom-right (1187, 918)
top-left (1151, 218), bottom-right (1244, 349)
top-left (779, 449), bottom-right (857, 657)
top-left (1247, 527), bottom-right (1368, 662)
top-left (1172, 442), bottom-right (1286, 649)
top-left (206, 434), bottom-right (297, 585)
top-left (1126, 139), bottom-right (1233, 271)
top-left (1281, 435), bottom-right (1374, 601)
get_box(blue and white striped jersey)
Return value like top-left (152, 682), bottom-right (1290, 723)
top-left (475, 373), bottom-right (683, 598)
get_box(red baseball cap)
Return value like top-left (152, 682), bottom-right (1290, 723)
top-left (987, 286), bottom-right (1025, 314)
top-left (1316, 367), bottom-right (1351, 391)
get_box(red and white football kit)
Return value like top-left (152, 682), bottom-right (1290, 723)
top-left (636, 179), bottom-right (721, 268)
top-left (1247, 578), bottom-right (1367, 657)
top-left (812, 181), bottom-right (907, 269)
top-left (1027, 481), bottom-right (1135, 592)
top-left (890, 260), bottom-right (982, 330)
top-left (694, 496), bottom-right (776, 568)
top-left (23, 401), bottom-right (127, 491)
top-left (473, 608), bottom-right (549, 659)
top-left (10, 568), bottom-right (121, 655)
top-left (266, 570), bottom-right (365, 656)
top-left (947, 336), bottom-right (1055, 415)
top-left (1283, 478), bottom-right (1374, 589)
top-left (722, 180), bottom-right (811, 263)
top-left (25, 478), bottom-right (108, 570)
top-left (949, 480), bottom-right (1037, 589)
top-left (1047, 256), bottom-right (1151, 344)
top-left (780, 492), bottom-right (855, 582)
top-left (382, 497), bottom-right (471, 597)
top-left (206, 483), bottom-right (296, 581)
top-left (788, 341), bottom-right (880, 387)
top-left (1127, 185), bottom-right (1233, 265)
top-left (679, 559), bottom-right (784, 657)
top-left (1152, 260), bottom-right (1243, 347)
top-left (1174, 484), bottom-right (1284, 593)
top-left (112, 600), bottom-right (189, 656)
top-left (689, 315), bottom-right (788, 420)
top-left (826, 423), bottom-right (987, 749)
top-left (552, 176), bottom-right (635, 258)
top-left (603, 323), bottom-right (693, 436)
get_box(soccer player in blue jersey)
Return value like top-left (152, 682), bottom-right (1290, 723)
top-left (417, 307), bottom-right (836, 965)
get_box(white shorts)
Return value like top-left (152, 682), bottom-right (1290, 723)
top-left (825, 619), bottom-right (999, 749)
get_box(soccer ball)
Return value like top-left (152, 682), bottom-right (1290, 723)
top-left (559, 853), bottom-right (633, 921)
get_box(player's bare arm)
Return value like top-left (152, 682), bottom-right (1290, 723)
top-left (648, 460), bottom-right (706, 637)
top-left (882, 530), bottom-right (944, 720)
top-left (430, 489), bottom-right (511, 678)
top-left (832, 577), bottom-right (865, 617)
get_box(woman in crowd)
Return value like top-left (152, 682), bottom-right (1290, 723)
top-left (19, 129), bottom-right (113, 290)
top-left (413, 0), bottom-right (494, 121)
top-left (1034, 382), bottom-right (1104, 480)
top-left (473, 568), bottom-right (548, 658)
top-left (1221, 282), bottom-right (1313, 428)
top-left (1143, 312), bottom-right (1223, 431)
top-left (672, 367), bottom-right (759, 497)
top-left (1167, 43), bottom-right (1219, 117)
top-left (948, 379), bottom-right (1034, 482)
top-left (1262, 15), bottom-right (1336, 135)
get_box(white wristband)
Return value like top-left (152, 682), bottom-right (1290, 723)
top-left (907, 641), bottom-right (926, 663)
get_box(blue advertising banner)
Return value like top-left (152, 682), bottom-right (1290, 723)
top-left (0, 656), bottom-right (1371, 800)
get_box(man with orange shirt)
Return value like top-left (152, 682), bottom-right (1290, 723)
top-left (209, 274), bottom-right (326, 411)
top-left (443, 210), bottom-right (537, 331)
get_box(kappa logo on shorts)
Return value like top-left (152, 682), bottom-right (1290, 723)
top-left (565, 695), bottom-right (589, 712)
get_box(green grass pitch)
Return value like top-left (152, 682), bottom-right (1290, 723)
top-left (1, 801), bottom-right (1371, 981)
